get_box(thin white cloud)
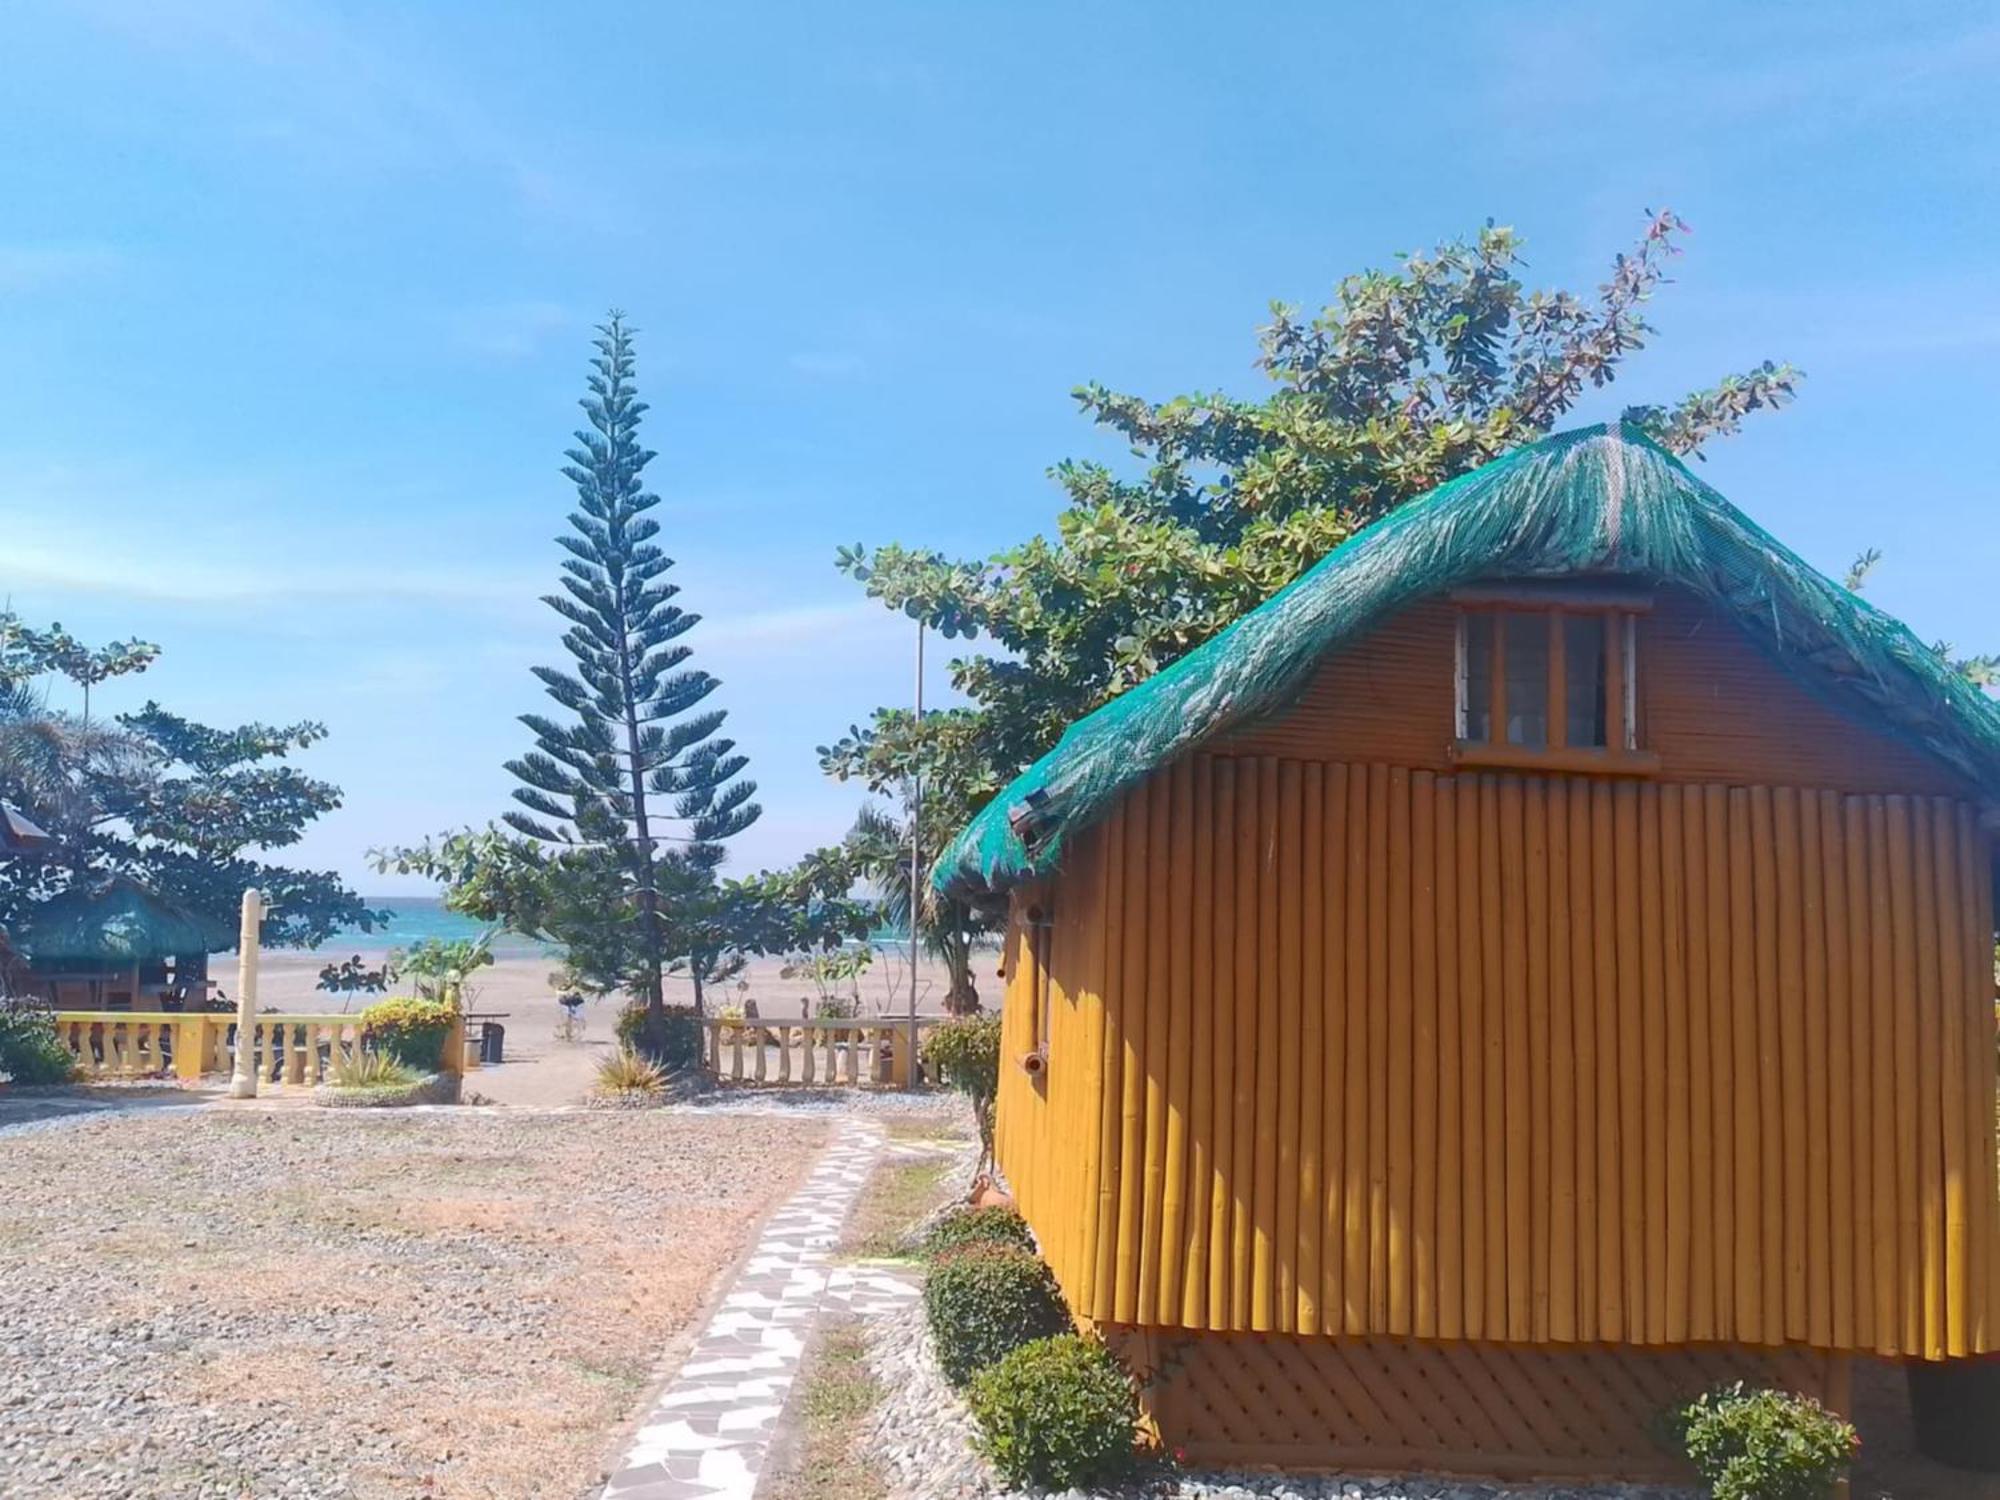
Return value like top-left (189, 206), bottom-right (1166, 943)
top-left (0, 244), bottom-right (123, 292)
top-left (64, 0), bottom-right (555, 203)
top-left (696, 600), bottom-right (880, 650)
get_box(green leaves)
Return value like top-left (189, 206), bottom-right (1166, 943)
top-left (833, 211), bottom-right (1803, 889)
top-left (1669, 1383), bottom-right (1858, 1500)
top-left (0, 616), bottom-right (378, 950)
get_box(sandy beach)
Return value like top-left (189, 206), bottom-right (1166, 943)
top-left (251, 946), bottom-right (982, 1107)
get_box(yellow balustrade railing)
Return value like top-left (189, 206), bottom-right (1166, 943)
top-left (701, 1015), bottom-right (943, 1089)
top-left (50, 1011), bottom-right (378, 1087)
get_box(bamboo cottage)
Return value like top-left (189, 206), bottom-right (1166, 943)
top-left (937, 422), bottom-right (2000, 1480)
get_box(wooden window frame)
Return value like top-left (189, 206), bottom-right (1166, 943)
top-left (1450, 589), bottom-right (1659, 775)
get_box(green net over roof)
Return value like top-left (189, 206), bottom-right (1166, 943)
top-left (938, 421), bottom-right (2000, 904)
top-left (15, 874), bottom-right (236, 967)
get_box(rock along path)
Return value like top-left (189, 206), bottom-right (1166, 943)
top-left (601, 1115), bottom-right (920, 1500)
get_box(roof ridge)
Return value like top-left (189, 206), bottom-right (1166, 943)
top-left (938, 423), bottom-right (2000, 903)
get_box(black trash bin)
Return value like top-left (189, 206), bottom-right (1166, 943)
top-left (479, 1021), bottom-right (505, 1065)
top-left (1908, 1356), bottom-right (2000, 1471)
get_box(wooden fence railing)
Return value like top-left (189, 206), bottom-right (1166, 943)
top-left (702, 1016), bottom-right (945, 1089)
top-left (51, 1011), bottom-right (380, 1088)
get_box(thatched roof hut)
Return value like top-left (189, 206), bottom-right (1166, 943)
top-left (15, 875), bottom-right (234, 969)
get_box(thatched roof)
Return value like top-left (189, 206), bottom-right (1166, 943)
top-left (15, 875), bottom-right (235, 967)
top-left (938, 421), bottom-right (2000, 903)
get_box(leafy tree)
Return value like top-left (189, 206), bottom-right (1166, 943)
top-left (1844, 549), bottom-right (1996, 687)
top-left (370, 824), bottom-right (876, 1017)
top-left (823, 211), bottom-right (1801, 874)
top-left (843, 801), bottom-right (991, 1013)
top-left (0, 611), bottom-right (380, 949)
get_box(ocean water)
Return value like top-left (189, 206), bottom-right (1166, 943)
top-left (314, 897), bottom-right (919, 963)
top-left (312, 898), bottom-right (554, 960)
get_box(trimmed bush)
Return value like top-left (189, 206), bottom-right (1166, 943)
top-left (924, 1012), bottom-right (1002, 1168)
top-left (921, 1204), bottom-right (1036, 1262)
top-left (923, 1243), bottom-right (1070, 1386)
top-left (359, 996), bottom-right (456, 1071)
top-left (0, 1000), bottom-right (74, 1084)
top-left (967, 1334), bottom-right (1139, 1489)
top-left (614, 1002), bottom-right (704, 1071)
top-left (1667, 1382), bottom-right (1858, 1500)
top-left (923, 1012), bottom-right (999, 1097)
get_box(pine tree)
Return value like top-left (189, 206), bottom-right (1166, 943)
top-left (505, 313), bottom-right (759, 1023)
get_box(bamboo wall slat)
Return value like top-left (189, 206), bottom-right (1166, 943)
top-left (998, 756), bottom-right (2000, 1359)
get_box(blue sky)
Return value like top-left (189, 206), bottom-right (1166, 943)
top-left (3, 1), bottom-right (1996, 896)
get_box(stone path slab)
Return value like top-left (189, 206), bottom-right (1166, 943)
top-left (601, 1116), bottom-right (921, 1500)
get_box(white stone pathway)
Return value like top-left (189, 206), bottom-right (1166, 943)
top-left (601, 1116), bottom-right (924, 1500)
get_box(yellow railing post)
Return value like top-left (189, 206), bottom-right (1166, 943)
top-left (176, 1017), bottom-right (207, 1083)
top-left (442, 1009), bottom-right (467, 1079)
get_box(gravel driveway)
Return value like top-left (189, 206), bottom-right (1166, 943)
top-left (0, 1107), bottom-right (827, 1499)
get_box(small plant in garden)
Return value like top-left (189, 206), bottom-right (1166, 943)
top-left (922, 1242), bottom-right (1069, 1386)
top-left (0, 999), bottom-right (74, 1084)
top-left (390, 934), bottom-right (495, 1006)
top-left (615, 1001), bottom-right (705, 1072)
top-left (923, 1012), bottom-right (1000, 1171)
top-left (781, 946), bottom-right (871, 1018)
top-left (595, 1048), bottom-right (667, 1098)
top-left (967, 1333), bottom-right (1139, 1490)
top-left (1666, 1383), bottom-right (1858, 1500)
top-left (358, 996), bottom-right (456, 1071)
top-left (921, 1204), bottom-right (1036, 1261)
top-left (331, 1052), bottom-right (418, 1090)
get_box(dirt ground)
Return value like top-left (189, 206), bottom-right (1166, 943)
top-left (0, 1108), bottom-right (829, 1499)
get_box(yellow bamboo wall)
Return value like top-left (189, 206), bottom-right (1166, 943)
top-left (996, 755), bottom-right (2000, 1360)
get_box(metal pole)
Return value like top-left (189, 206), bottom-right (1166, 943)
top-left (227, 888), bottom-right (263, 1099)
top-left (907, 619), bottom-right (924, 1086)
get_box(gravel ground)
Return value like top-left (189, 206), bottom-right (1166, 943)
top-left (684, 1087), bottom-right (970, 1120)
top-left (0, 1107), bottom-right (827, 1499)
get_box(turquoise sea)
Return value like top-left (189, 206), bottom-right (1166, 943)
top-left (314, 898), bottom-right (916, 962)
top-left (312, 898), bottom-right (555, 960)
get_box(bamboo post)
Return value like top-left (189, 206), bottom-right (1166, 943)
top-left (227, 889), bottom-right (263, 1099)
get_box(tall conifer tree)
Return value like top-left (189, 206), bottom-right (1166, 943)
top-left (505, 313), bottom-right (759, 1021)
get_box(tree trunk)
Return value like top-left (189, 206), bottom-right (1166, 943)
top-left (942, 904), bottom-right (980, 1015)
top-left (612, 574), bottom-right (668, 1030)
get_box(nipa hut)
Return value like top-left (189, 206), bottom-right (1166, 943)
top-left (937, 422), bottom-right (2000, 1481)
top-left (15, 874), bottom-right (235, 1009)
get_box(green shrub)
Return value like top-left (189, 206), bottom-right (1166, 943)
top-left (921, 1204), bottom-right (1036, 1262)
top-left (1667, 1383), bottom-right (1858, 1500)
top-left (0, 1000), bottom-right (74, 1084)
top-left (596, 1048), bottom-right (667, 1097)
top-left (924, 1012), bottom-right (1002, 1168)
top-left (923, 1243), bottom-right (1069, 1386)
top-left (923, 1012), bottom-right (999, 1097)
top-left (614, 1002), bottom-right (703, 1071)
top-left (331, 1051), bottom-right (419, 1090)
top-left (967, 1334), bottom-right (1139, 1489)
top-left (358, 996), bottom-right (456, 1071)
